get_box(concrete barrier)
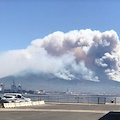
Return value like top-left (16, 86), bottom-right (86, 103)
top-left (39, 101), bottom-right (45, 104)
top-left (3, 101), bottom-right (45, 108)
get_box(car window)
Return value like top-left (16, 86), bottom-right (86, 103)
top-left (4, 96), bottom-right (13, 98)
top-left (16, 95), bottom-right (22, 98)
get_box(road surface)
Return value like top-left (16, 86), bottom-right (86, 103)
top-left (0, 102), bottom-right (120, 120)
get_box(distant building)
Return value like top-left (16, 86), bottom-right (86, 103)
top-left (66, 88), bottom-right (72, 94)
top-left (11, 79), bottom-right (17, 93)
top-left (17, 84), bottom-right (22, 93)
top-left (0, 79), bottom-right (23, 93)
top-left (0, 83), bottom-right (4, 93)
top-left (34, 90), bottom-right (46, 94)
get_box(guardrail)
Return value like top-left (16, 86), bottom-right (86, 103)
top-left (3, 101), bottom-right (45, 108)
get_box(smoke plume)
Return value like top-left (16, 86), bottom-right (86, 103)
top-left (0, 29), bottom-right (120, 82)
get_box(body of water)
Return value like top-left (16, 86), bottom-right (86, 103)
top-left (24, 94), bottom-right (120, 104)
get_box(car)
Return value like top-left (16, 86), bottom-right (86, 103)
top-left (1, 93), bottom-right (31, 103)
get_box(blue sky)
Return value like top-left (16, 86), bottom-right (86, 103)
top-left (0, 0), bottom-right (120, 52)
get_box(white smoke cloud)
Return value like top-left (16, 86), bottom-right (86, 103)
top-left (0, 29), bottom-right (120, 82)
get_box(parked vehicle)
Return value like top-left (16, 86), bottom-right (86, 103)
top-left (1, 93), bottom-right (31, 103)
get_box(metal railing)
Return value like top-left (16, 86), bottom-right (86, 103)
top-left (27, 95), bottom-right (120, 104)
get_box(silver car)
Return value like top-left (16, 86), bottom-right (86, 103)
top-left (1, 93), bottom-right (31, 103)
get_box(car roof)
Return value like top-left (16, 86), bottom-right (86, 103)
top-left (4, 93), bottom-right (22, 96)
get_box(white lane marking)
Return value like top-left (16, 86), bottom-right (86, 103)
top-left (0, 108), bottom-right (113, 114)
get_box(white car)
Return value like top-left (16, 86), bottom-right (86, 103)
top-left (1, 93), bottom-right (31, 103)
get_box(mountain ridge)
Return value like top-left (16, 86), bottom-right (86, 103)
top-left (0, 73), bottom-right (120, 94)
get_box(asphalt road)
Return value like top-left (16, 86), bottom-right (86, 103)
top-left (0, 102), bottom-right (120, 120)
